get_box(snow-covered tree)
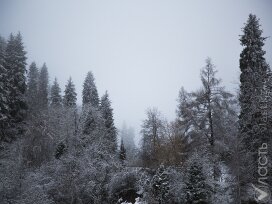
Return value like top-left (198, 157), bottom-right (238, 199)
top-left (63, 77), bottom-right (77, 107)
top-left (151, 164), bottom-right (170, 204)
top-left (82, 71), bottom-right (99, 107)
top-left (177, 58), bottom-right (236, 151)
top-left (5, 33), bottom-right (27, 124)
top-left (0, 36), bottom-right (9, 141)
top-left (27, 62), bottom-right (39, 113)
top-left (176, 59), bottom-right (238, 202)
top-left (185, 161), bottom-right (211, 204)
top-left (100, 91), bottom-right (117, 153)
top-left (38, 63), bottom-right (49, 110)
top-left (238, 14), bottom-right (271, 202)
top-left (50, 78), bottom-right (62, 107)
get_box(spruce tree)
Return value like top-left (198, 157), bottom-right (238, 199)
top-left (82, 71), bottom-right (99, 107)
top-left (27, 62), bottom-right (39, 113)
top-left (185, 161), bottom-right (210, 204)
top-left (38, 63), bottom-right (49, 110)
top-left (5, 33), bottom-right (27, 123)
top-left (151, 164), bottom-right (170, 204)
top-left (119, 139), bottom-right (126, 162)
top-left (0, 36), bottom-right (9, 140)
top-left (63, 77), bottom-right (77, 107)
top-left (100, 91), bottom-right (117, 152)
top-left (238, 14), bottom-right (270, 201)
top-left (50, 78), bottom-right (62, 107)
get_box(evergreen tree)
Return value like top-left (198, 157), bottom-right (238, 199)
top-left (100, 91), bottom-right (117, 152)
top-left (50, 78), bottom-right (62, 107)
top-left (81, 106), bottom-right (98, 136)
top-left (185, 161), bottom-right (210, 204)
top-left (63, 77), bottom-right (77, 107)
top-left (38, 63), bottom-right (49, 110)
top-left (238, 14), bottom-right (270, 202)
top-left (151, 164), bottom-right (170, 204)
top-left (27, 62), bottom-right (39, 113)
top-left (82, 71), bottom-right (99, 107)
top-left (119, 139), bottom-right (126, 162)
top-left (120, 124), bottom-right (136, 161)
top-left (80, 72), bottom-right (101, 141)
top-left (0, 36), bottom-right (9, 141)
top-left (5, 33), bottom-right (27, 123)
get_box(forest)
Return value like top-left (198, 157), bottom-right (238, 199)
top-left (0, 14), bottom-right (271, 204)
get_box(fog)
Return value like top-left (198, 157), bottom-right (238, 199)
top-left (1, 0), bottom-right (272, 144)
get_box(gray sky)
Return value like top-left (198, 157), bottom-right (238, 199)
top-left (0, 0), bottom-right (272, 144)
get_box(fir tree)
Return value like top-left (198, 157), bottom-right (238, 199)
top-left (238, 14), bottom-right (270, 201)
top-left (185, 161), bottom-right (210, 204)
top-left (27, 62), bottom-right (39, 113)
top-left (119, 139), bottom-right (126, 162)
top-left (100, 91), bottom-right (117, 152)
top-left (151, 164), bottom-right (170, 204)
top-left (5, 33), bottom-right (27, 123)
top-left (38, 63), bottom-right (49, 110)
top-left (50, 78), bottom-right (62, 107)
top-left (82, 71), bottom-right (99, 107)
top-left (63, 77), bottom-right (77, 107)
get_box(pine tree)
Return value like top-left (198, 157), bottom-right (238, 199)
top-left (100, 91), bottom-right (117, 153)
top-left (5, 33), bottom-right (27, 124)
top-left (151, 164), bottom-right (170, 204)
top-left (63, 77), bottom-right (77, 107)
top-left (119, 139), bottom-right (126, 162)
top-left (238, 14), bottom-right (270, 202)
top-left (0, 36), bottom-right (9, 140)
top-left (27, 62), bottom-right (39, 113)
top-left (38, 63), bottom-right (49, 110)
top-left (50, 78), bottom-right (62, 107)
top-left (82, 71), bottom-right (99, 107)
top-left (185, 161), bottom-right (210, 204)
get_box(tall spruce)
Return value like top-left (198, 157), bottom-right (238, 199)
top-left (238, 14), bottom-right (270, 202)
top-left (50, 78), bottom-right (62, 107)
top-left (0, 36), bottom-right (9, 140)
top-left (81, 72), bottom-right (100, 138)
top-left (63, 77), bottom-right (77, 107)
top-left (5, 33), bottom-right (27, 123)
top-left (82, 71), bottom-right (99, 107)
top-left (100, 91), bottom-right (117, 153)
top-left (27, 62), bottom-right (39, 113)
top-left (38, 63), bottom-right (49, 110)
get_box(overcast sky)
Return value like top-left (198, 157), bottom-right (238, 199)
top-left (0, 0), bottom-right (272, 144)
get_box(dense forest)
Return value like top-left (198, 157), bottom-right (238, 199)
top-left (0, 14), bottom-right (271, 204)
